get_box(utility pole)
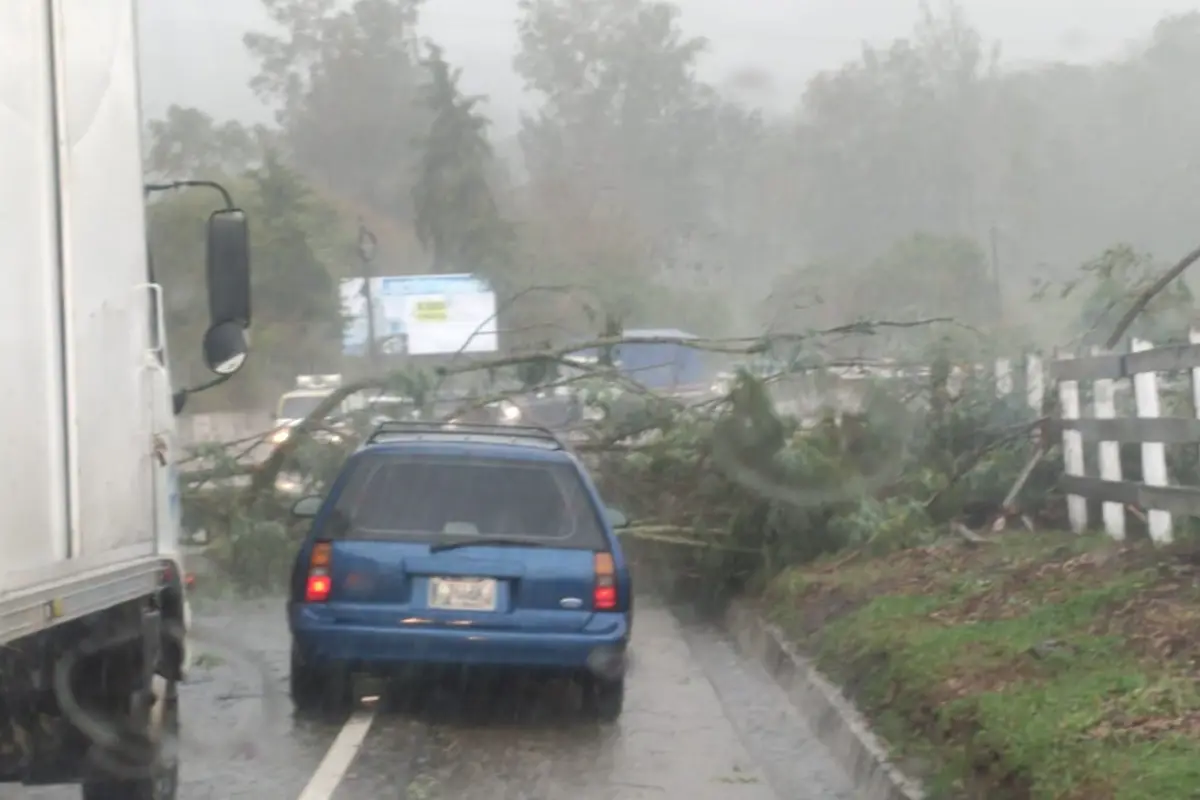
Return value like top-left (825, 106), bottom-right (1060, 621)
top-left (358, 222), bottom-right (379, 369)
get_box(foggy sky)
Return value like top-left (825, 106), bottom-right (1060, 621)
top-left (137, 0), bottom-right (1198, 134)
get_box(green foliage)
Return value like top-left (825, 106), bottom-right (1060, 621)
top-left (827, 497), bottom-right (934, 555)
top-left (206, 503), bottom-right (296, 592)
top-left (768, 535), bottom-right (1200, 799)
top-left (590, 354), bottom-right (1051, 605)
top-left (184, 438), bottom-right (354, 592)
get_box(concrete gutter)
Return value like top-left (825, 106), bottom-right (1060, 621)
top-left (724, 601), bottom-right (925, 800)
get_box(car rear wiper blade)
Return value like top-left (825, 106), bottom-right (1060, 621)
top-left (428, 538), bottom-right (551, 554)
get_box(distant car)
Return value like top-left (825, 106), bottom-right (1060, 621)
top-left (286, 421), bottom-right (634, 720)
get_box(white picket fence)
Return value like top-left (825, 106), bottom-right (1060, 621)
top-left (780, 356), bottom-right (1048, 421)
top-left (791, 348), bottom-right (1200, 545)
top-left (1050, 331), bottom-right (1200, 545)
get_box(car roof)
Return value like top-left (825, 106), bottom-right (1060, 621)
top-left (358, 439), bottom-right (576, 464)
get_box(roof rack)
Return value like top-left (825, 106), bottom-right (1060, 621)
top-left (362, 420), bottom-right (565, 450)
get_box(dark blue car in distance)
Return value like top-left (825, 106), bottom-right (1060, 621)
top-left (286, 421), bottom-right (633, 720)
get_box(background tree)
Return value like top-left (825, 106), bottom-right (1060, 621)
top-left (764, 233), bottom-right (999, 357)
top-left (771, 7), bottom-right (1200, 331)
top-left (411, 43), bottom-right (513, 279)
top-left (514, 0), bottom-right (718, 275)
top-left (512, 0), bottom-right (736, 339)
top-left (789, 4), bottom-right (1000, 264)
top-left (244, 0), bottom-right (427, 221)
top-left (245, 151), bottom-right (346, 379)
top-left (142, 0), bottom-right (1200, 412)
top-left (853, 234), bottom-right (997, 326)
top-left (145, 105), bottom-right (265, 179)
top-left (1040, 245), bottom-right (1199, 348)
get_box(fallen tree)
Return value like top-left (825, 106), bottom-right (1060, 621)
top-left (177, 325), bottom-right (1058, 598)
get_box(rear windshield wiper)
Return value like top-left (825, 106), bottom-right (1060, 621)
top-left (429, 538), bottom-right (552, 554)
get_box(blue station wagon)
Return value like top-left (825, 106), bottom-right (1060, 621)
top-left (286, 421), bottom-right (633, 720)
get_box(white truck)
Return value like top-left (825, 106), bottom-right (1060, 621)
top-left (0, 1), bottom-right (251, 797)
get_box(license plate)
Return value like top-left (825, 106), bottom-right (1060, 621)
top-left (428, 577), bottom-right (498, 611)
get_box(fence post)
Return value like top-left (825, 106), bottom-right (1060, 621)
top-left (1091, 346), bottom-right (1125, 540)
top-left (947, 365), bottom-right (964, 398)
top-left (1131, 338), bottom-right (1173, 543)
top-left (995, 357), bottom-right (1013, 397)
top-left (1190, 329), bottom-right (1200, 455)
top-left (1026, 353), bottom-right (1045, 413)
top-left (1057, 350), bottom-right (1087, 533)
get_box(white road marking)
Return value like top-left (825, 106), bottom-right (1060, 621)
top-left (296, 708), bottom-right (377, 800)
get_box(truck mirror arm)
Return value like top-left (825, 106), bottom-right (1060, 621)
top-left (172, 373), bottom-right (233, 415)
top-left (144, 179), bottom-right (233, 209)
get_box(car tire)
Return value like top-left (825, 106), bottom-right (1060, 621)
top-left (290, 643), bottom-right (351, 715)
top-left (580, 674), bottom-right (624, 722)
top-left (80, 677), bottom-right (180, 800)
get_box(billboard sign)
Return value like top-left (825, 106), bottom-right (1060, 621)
top-left (340, 273), bottom-right (498, 356)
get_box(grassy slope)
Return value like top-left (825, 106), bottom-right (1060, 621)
top-left (762, 532), bottom-right (1200, 800)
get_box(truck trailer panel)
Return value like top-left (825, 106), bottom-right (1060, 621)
top-left (57, 0), bottom-right (156, 560)
top-left (0, 0), bottom-right (162, 645)
top-left (0, 0), bottom-right (73, 577)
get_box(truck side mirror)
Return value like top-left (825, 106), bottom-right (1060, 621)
top-left (202, 320), bottom-right (248, 375)
top-left (206, 209), bottom-right (250, 327)
top-left (171, 200), bottom-right (253, 415)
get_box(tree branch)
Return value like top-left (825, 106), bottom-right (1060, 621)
top-left (1105, 242), bottom-right (1200, 348)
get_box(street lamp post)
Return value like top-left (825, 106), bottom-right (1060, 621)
top-left (358, 223), bottom-right (380, 369)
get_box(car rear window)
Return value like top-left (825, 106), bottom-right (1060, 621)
top-left (327, 454), bottom-right (608, 548)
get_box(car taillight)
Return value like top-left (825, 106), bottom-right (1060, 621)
top-left (305, 541), bottom-right (332, 602)
top-left (593, 552), bottom-right (617, 610)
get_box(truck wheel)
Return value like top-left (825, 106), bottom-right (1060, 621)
top-left (580, 674), bottom-right (624, 722)
top-left (290, 643), bottom-right (351, 715)
top-left (80, 677), bottom-right (179, 800)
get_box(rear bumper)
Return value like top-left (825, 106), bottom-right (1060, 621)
top-left (290, 604), bottom-right (629, 671)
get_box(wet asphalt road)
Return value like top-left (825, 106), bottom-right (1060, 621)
top-left (8, 597), bottom-right (855, 800)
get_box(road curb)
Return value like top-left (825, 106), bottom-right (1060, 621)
top-left (724, 601), bottom-right (925, 800)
